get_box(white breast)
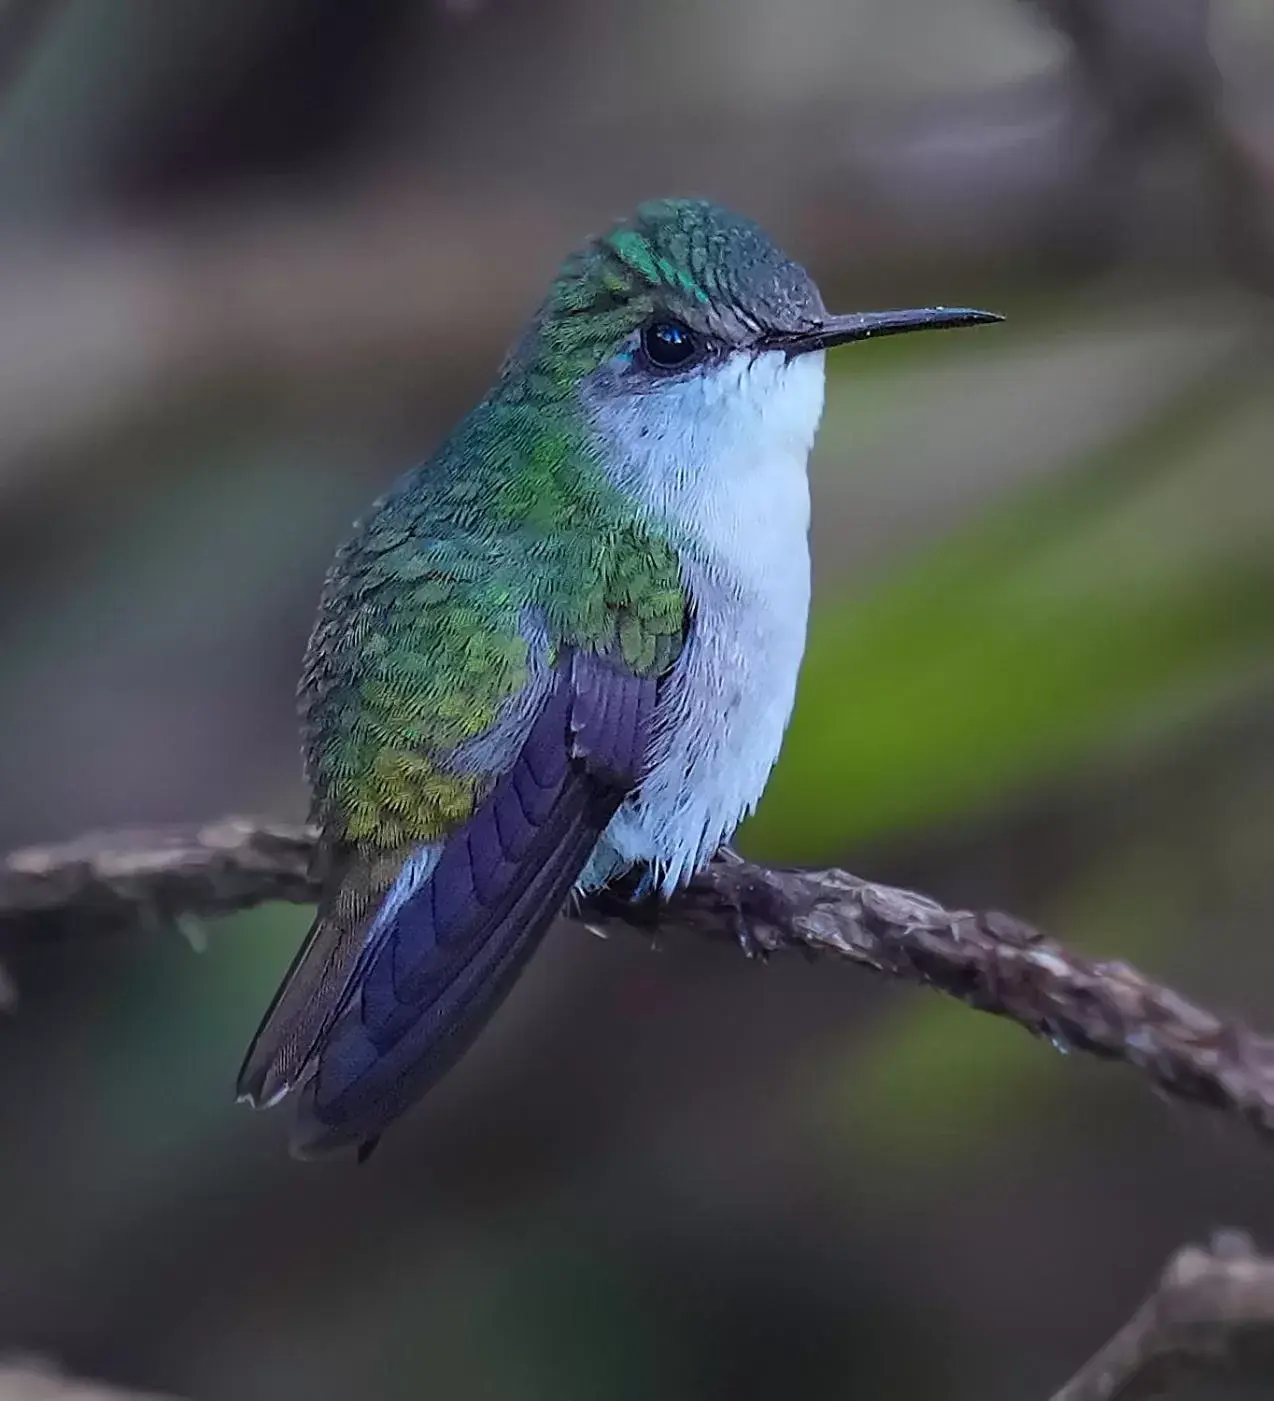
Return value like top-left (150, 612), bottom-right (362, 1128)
top-left (581, 348), bottom-right (825, 894)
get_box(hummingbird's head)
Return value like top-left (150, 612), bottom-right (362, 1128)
top-left (503, 199), bottom-right (999, 548)
top-left (509, 197), bottom-right (998, 395)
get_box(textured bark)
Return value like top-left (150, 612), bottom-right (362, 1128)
top-left (1051, 1231), bottom-right (1274, 1400)
top-left (6, 818), bottom-right (1274, 1150)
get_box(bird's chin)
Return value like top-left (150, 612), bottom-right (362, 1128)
top-left (582, 346), bottom-right (823, 538)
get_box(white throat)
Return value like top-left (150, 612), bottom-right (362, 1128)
top-left (584, 347), bottom-right (824, 570)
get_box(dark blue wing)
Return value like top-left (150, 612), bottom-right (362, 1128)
top-left (290, 649), bottom-right (655, 1158)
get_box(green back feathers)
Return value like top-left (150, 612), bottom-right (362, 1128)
top-left (301, 390), bottom-right (684, 854)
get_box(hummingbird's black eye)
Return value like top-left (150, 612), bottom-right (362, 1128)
top-left (640, 320), bottom-right (700, 371)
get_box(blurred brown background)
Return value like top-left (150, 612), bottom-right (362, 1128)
top-left (1, 1), bottom-right (1273, 1397)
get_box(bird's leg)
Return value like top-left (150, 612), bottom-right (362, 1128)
top-left (714, 845), bottom-right (771, 962)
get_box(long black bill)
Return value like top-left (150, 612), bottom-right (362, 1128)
top-left (763, 306), bottom-right (1002, 356)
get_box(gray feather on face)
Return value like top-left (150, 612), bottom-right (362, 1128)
top-left (617, 198), bottom-right (827, 339)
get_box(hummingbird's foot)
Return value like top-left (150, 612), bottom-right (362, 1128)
top-left (722, 880), bottom-right (770, 962)
top-left (728, 907), bottom-right (768, 963)
top-left (620, 880), bottom-right (665, 953)
top-left (712, 845), bottom-right (777, 962)
top-left (733, 909), bottom-right (771, 962)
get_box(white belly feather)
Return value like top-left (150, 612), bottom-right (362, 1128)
top-left (581, 348), bottom-right (825, 893)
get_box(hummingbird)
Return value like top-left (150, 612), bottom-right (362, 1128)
top-left (237, 198), bottom-right (999, 1158)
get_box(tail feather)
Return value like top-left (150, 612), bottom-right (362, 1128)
top-left (291, 725), bottom-right (621, 1156)
top-left (236, 846), bottom-right (417, 1108)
